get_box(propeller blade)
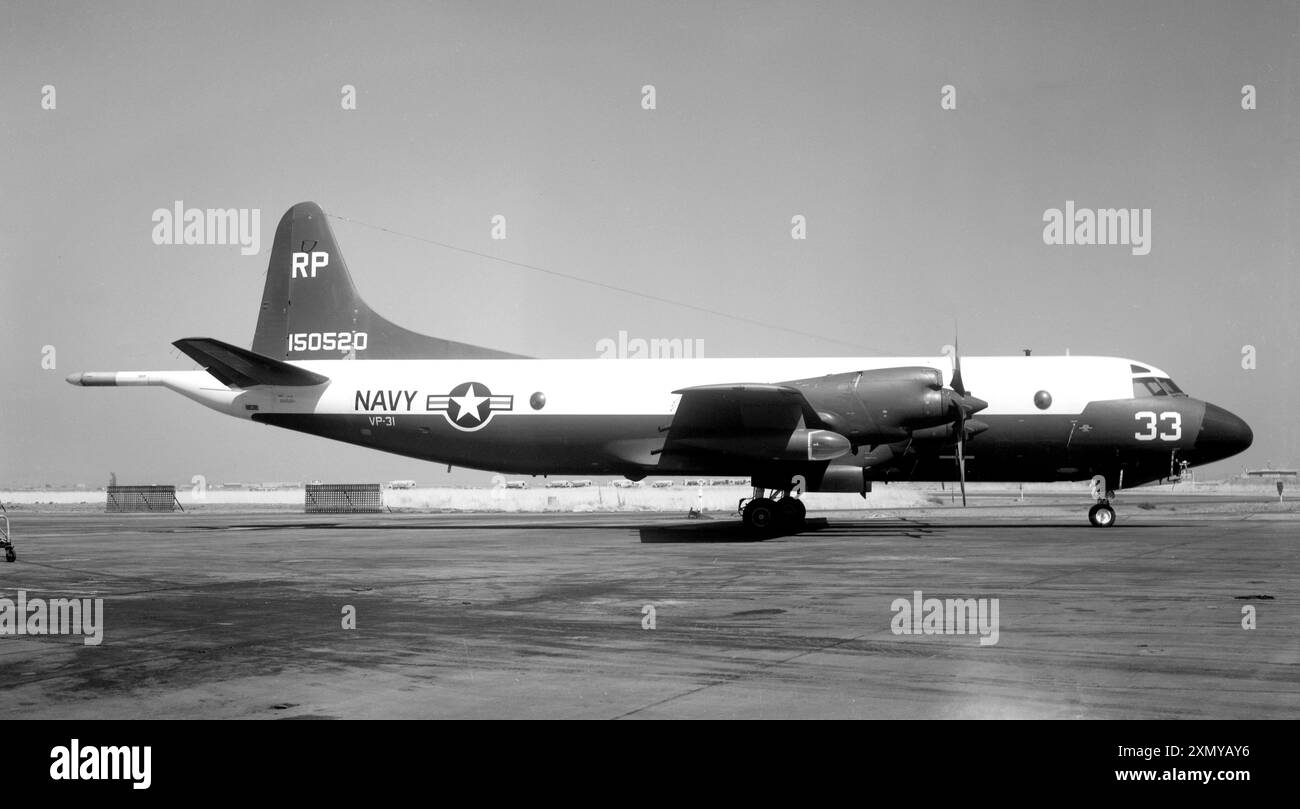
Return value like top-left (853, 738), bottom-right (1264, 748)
top-left (951, 332), bottom-right (966, 397)
top-left (956, 428), bottom-right (968, 506)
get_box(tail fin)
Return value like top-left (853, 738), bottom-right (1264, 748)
top-left (252, 202), bottom-right (524, 360)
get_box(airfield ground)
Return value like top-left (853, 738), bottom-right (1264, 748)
top-left (0, 493), bottom-right (1294, 719)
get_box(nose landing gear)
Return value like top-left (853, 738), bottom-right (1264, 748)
top-left (1087, 476), bottom-right (1117, 527)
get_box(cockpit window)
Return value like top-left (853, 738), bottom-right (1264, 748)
top-left (1133, 377), bottom-right (1165, 397)
top-left (1133, 377), bottom-right (1187, 398)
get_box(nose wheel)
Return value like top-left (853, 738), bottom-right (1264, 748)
top-left (1088, 501), bottom-right (1116, 527)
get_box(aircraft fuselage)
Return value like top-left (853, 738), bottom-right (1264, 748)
top-left (103, 354), bottom-right (1250, 491)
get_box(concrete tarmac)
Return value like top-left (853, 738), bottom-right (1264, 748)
top-left (0, 502), bottom-right (1295, 719)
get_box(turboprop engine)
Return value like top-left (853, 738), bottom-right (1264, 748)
top-left (784, 367), bottom-right (986, 447)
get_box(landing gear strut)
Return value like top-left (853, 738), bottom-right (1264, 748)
top-left (0, 513), bottom-right (14, 562)
top-left (739, 486), bottom-right (806, 533)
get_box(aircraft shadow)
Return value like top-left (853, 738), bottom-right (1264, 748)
top-left (638, 518), bottom-right (830, 543)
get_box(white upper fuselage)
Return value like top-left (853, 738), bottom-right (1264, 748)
top-left (141, 355), bottom-right (1160, 420)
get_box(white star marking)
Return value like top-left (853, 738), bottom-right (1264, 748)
top-left (451, 385), bottom-right (489, 423)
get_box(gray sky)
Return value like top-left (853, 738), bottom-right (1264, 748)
top-left (2, 0), bottom-right (1296, 487)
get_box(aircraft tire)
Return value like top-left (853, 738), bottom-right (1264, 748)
top-left (743, 498), bottom-right (781, 532)
top-left (1088, 504), bottom-right (1116, 527)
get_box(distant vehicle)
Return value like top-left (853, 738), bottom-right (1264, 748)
top-left (650, 480), bottom-right (674, 488)
top-left (505, 480), bottom-right (528, 489)
top-left (571, 479), bottom-right (593, 488)
top-left (388, 480), bottom-right (417, 489)
top-left (545, 480), bottom-right (572, 488)
top-left (611, 480), bottom-right (637, 488)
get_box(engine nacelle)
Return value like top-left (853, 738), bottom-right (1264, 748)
top-left (909, 419), bottom-right (989, 444)
top-left (808, 464), bottom-right (871, 495)
top-left (784, 367), bottom-right (968, 446)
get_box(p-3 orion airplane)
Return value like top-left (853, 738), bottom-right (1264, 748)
top-left (69, 202), bottom-right (1253, 531)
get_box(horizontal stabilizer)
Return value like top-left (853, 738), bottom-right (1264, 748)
top-left (173, 338), bottom-right (330, 388)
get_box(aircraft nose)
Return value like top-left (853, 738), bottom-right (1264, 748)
top-left (1197, 403), bottom-right (1253, 460)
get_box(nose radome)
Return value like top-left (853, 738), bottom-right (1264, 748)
top-left (1198, 403), bottom-right (1253, 458)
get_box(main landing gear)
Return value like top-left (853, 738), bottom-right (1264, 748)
top-left (739, 487), bottom-right (806, 533)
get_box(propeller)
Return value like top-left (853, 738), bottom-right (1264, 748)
top-left (948, 336), bottom-right (981, 506)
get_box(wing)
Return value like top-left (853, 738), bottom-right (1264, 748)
top-left (655, 384), bottom-right (843, 468)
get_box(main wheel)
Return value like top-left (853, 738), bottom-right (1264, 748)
top-left (779, 498), bottom-right (806, 524)
top-left (5, 549), bottom-right (15, 562)
top-left (743, 498), bottom-right (780, 531)
top-left (1088, 503), bottom-right (1116, 527)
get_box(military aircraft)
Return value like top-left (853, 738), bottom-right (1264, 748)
top-left (68, 202), bottom-right (1253, 531)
